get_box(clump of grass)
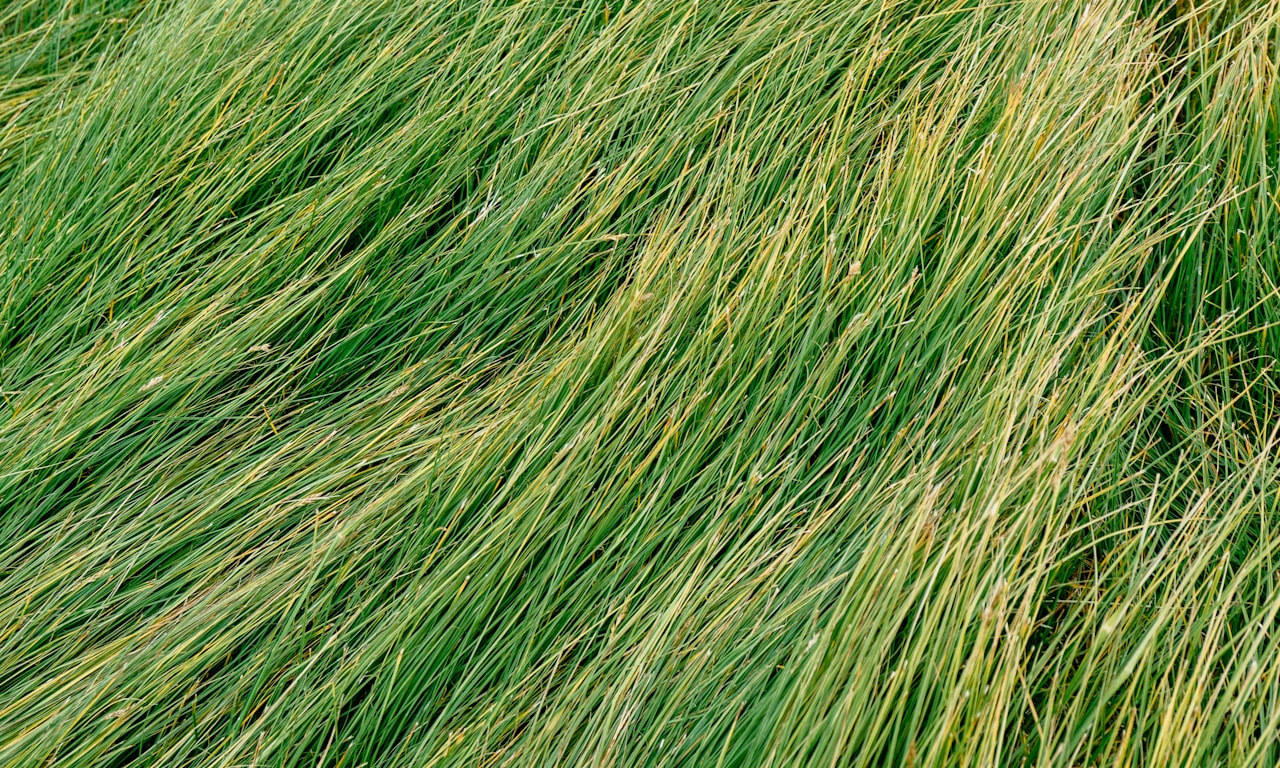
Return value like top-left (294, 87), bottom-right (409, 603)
top-left (1, 0), bottom-right (1278, 765)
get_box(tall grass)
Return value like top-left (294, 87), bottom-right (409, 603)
top-left (0, 0), bottom-right (1278, 765)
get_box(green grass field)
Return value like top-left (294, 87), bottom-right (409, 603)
top-left (1, 0), bottom-right (1278, 764)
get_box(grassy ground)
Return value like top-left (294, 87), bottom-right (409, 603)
top-left (1, 0), bottom-right (1278, 765)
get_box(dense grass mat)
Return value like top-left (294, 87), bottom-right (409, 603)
top-left (1, 0), bottom-right (1279, 765)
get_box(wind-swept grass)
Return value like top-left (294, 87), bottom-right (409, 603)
top-left (0, 0), bottom-right (1278, 765)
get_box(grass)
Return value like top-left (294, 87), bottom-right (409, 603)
top-left (0, 0), bottom-right (1278, 765)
